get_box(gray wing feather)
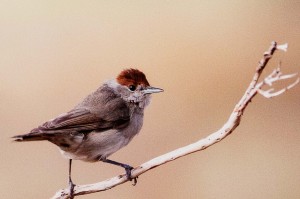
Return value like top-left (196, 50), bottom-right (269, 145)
top-left (13, 85), bottom-right (130, 141)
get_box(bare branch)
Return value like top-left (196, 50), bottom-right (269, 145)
top-left (258, 74), bottom-right (299, 98)
top-left (52, 41), bottom-right (299, 199)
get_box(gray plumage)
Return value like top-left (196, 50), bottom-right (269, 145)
top-left (13, 70), bottom-right (163, 163)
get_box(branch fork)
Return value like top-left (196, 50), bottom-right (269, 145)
top-left (52, 41), bottom-right (299, 199)
top-left (257, 67), bottom-right (299, 98)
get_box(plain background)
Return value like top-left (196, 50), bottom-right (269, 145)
top-left (1, 1), bottom-right (300, 199)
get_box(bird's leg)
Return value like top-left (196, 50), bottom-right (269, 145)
top-left (101, 158), bottom-right (138, 185)
top-left (68, 159), bottom-right (76, 199)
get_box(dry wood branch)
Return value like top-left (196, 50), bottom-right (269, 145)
top-left (52, 41), bottom-right (299, 199)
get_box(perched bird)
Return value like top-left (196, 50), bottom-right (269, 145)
top-left (13, 68), bottom-right (163, 197)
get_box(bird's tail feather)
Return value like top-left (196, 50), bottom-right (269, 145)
top-left (12, 133), bottom-right (45, 142)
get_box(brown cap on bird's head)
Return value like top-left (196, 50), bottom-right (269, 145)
top-left (116, 68), bottom-right (150, 87)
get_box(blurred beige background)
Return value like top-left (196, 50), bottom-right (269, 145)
top-left (1, 1), bottom-right (300, 199)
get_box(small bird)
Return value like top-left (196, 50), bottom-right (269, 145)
top-left (13, 68), bottom-right (163, 197)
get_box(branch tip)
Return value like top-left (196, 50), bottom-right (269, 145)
top-left (276, 43), bottom-right (288, 52)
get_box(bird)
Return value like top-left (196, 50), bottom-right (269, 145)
top-left (12, 68), bottom-right (163, 197)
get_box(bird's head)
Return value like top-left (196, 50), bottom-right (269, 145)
top-left (115, 68), bottom-right (163, 108)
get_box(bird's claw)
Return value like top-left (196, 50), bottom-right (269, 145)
top-left (101, 159), bottom-right (139, 186)
top-left (124, 165), bottom-right (138, 186)
top-left (68, 180), bottom-right (76, 199)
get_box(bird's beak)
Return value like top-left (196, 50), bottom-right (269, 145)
top-left (143, 86), bottom-right (164, 94)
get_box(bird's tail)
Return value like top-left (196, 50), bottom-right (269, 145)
top-left (12, 132), bottom-right (46, 142)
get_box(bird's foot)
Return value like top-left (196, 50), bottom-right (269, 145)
top-left (123, 164), bottom-right (138, 186)
top-left (101, 159), bottom-right (138, 186)
top-left (68, 179), bottom-right (76, 199)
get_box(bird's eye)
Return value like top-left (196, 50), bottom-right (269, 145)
top-left (128, 85), bottom-right (136, 91)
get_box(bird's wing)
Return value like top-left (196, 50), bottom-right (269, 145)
top-left (13, 99), bottom-right (130, 143)
top-left (39, 108), bottom-right (105, 131)
top-left (13, 85), bottom-right (131, 142)
top-left (39, 98), bottom-right (130, 133)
